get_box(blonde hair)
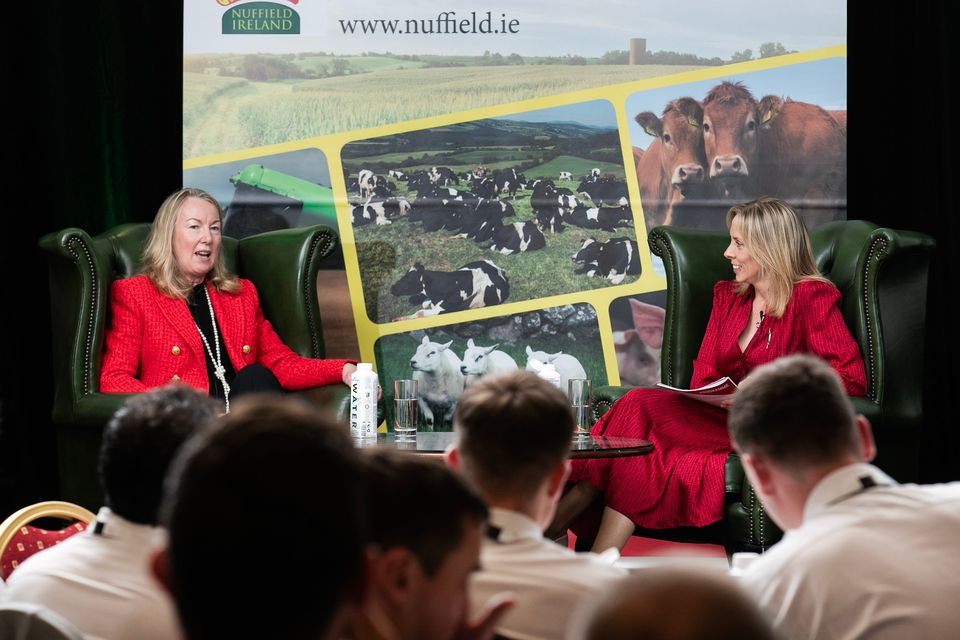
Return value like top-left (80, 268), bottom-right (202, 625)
top-left (726, 197), bottom-right (829, 317)
top-left (141, 188), bottom-right (240, 299)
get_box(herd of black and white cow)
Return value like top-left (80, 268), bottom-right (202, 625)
top-left (348, 165), bottom-right (642, 318)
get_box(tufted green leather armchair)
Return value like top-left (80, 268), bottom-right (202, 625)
top-left (39, 223), bottom-right (354, 509)
top-left (592, 220), bottom-right (935, 555)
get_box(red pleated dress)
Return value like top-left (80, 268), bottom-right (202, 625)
top-left (571, 279), bottom-right (867, 529)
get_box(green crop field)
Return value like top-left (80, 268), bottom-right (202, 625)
top-left (183, 64), bottom-right (706, 157)
top-left (302, 55), bottom-right (430, 73)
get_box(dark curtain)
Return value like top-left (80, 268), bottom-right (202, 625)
top-left (2, 4), bottom-right (183, 514)
top-left (847, 3), bottom-right (957, 480)
top-left (1, 2), bottom-right (955, 516)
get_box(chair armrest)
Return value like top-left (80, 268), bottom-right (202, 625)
top-left (593, 385), bottom-right (635, 424)
top-left (855, 228), bottom-right (935, 423)
top-left (238, 225), bottom-right (339, 359)
top-left (725, 452), bottom-right (745, 499)
top-left (72, 393), bottom-right (139, 427)
top-left (296, 385), bottom-right (386, 427)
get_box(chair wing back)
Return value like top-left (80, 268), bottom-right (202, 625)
top-left (648, 220), bottom-right (935, 430)
top-left (648, 226), bottom-right (730, 388)
top-left (40, 227), bottom-right (119, 425)
top-left (811, 222), bottom-right (935, 426)
top-left (237, 225), bottom-right (338, 358)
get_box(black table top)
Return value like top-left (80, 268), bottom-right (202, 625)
top-left (354, 431), bottom-right (653, 459)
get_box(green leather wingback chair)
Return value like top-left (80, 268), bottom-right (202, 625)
top-left (40, 223), bottom-right (352, 509)
top-left (592, 220), bottom-right (935, 555)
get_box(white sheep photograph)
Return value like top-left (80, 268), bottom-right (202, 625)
top-left (373, 303), bottom-right (606, 431)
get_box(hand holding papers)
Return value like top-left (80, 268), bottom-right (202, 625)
top-left (656, 377), bottom-right (738, 408)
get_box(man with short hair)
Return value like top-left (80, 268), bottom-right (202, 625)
top-left (575, 566), bottom-right (775, 640)
top-left (447, 371), bottom-right (626, 640)
top-left (2, 386), bottom-right (217, 640)
top-left (729, 354), bottom-right (960, 639)
top-left (151, 395), bottom-right (369, 640)
top-left (352, 449), bottom-right (511, 640)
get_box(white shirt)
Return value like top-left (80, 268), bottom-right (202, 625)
top-left (470, 508), bottom-right (627, 640)
top-left (1, 507), bottom-right (182, 640)
top-left (740, 463), bottom-right (960, 640)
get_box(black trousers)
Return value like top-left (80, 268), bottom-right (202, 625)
top-left (231, 363), bottom-right (282, 398)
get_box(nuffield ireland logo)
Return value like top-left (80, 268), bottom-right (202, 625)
top-left (218, 0), bottom-right (298, 5)
top-left (221, 1), bottom-right (300, 35)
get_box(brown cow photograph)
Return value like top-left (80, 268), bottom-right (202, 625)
top-left (627, 57), bottom-right (846, 232)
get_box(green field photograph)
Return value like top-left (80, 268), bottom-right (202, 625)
top-left (183, 56), bottom-right (709, 157)
top-left (342, 101), bottom-right (643, 324)
top-left (374, 303), bottom-right (605, 431)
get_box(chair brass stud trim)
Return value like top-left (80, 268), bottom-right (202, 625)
top-left (303, 229), bottom-right (336, 358)
top-left (861, 235), bottom-right (888, 403)
top-left (65, 234), bottom-right (98, 396)
top-left (593, 399), bottom-right (613, 427)
top-left (304, 233), bottom-right (324, 357)
top-left (648, 229), bottom-right (679, 385)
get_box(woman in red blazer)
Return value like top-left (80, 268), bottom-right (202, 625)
top-left (100, 188), bottom-right (356, 412)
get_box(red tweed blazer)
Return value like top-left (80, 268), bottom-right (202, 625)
top-left (100, 275), bottom-right (350, 393)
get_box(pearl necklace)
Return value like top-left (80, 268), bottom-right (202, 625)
top-left (194, 285), bottom-right (231, 413)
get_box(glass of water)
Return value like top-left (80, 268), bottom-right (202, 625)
top-left (393, 379), bottom-right (419, 440)
top-left (568, 379), bottom-right (592, 439)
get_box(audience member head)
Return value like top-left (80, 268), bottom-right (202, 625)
top-left (154, 395), bottom-right (368, 640)
top-left (99, 385), bottom-right (217, 525)
top-left (725, 196), bottom-right (825, 316)
top-left (362, 449), bottom-right (488, 640)
top-left (728, 354), bottom-right (875, 528)
top-left (575, 567), bottom-right (776, 640)
top-left (449, 371), bottom-right (574, 525)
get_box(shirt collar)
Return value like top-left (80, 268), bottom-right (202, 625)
top-left (803, 463), bottom-right (897, 520)
top-left (486, 508), bottom-right (543, 544)
top-left (90, 506), bottom-right (164, 544)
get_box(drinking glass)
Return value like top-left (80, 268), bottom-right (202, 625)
top-left (393, 379), bottom-right (419, 440)
top-left (568, 378), bottom-right (592, 439)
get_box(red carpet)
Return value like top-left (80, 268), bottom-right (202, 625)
top-left (568, 531), bottom-right (727, 558)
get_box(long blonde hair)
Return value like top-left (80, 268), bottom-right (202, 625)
top-left (141, 188), bottom-right (240, 299)
top-left (726, 197), bottom-right (829, 317)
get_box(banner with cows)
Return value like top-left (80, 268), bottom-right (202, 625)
top-left (183, 1), bottom-right (847, 430)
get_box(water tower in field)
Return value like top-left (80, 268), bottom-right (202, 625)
top-left (629, 38), bottom-right (647, 64)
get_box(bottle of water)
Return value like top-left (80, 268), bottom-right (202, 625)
top-left (350, 363), bottom-right (378, 439)
top-left (537, 362), bottom-right (562, 389)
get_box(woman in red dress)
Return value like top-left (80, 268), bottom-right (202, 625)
top-left (566, 197), bottom-right (866, 551)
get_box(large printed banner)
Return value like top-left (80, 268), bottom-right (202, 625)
top-left (184, 1), bottom-right (847, 429)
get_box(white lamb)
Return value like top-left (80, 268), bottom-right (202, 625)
top-left (460, 339), bottom-right (519, 385)
top-left (524, 346), bottom-right (588, 393)
top-left (409, 336), bottom-right (465, 429)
